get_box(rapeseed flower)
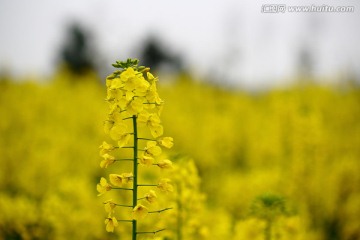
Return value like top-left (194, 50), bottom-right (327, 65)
top-left (109, 122), bottom-right (131, 147)
top-left (144, 190), bottom-right (157, 204)
top-left (146, 72), bottom-right (156, 82)
top-left (98, 59), bottom-right (174, 237)
top-left (156, 159), bottom-right (173, 170)
top-left (157, 137), bottom-right (174, 149)
top-left (123, 74), bottom-right (149, 96)
top-left (139, 154), bottom-right (154, 166)
top-left (100, 153), bottom-right (115, 168)
top-left (99, 141), bottom-right (116, 156)
top-left (109, 77), bottom-right (123, 89)
top-left (132, 204), bottom-right (149, 220)
top-left (104, 199), bottom-right (117, 214)
top-left (120, 67), bottom-right (136, 82)
top-left (144, 141), bottom-right (162, 157)
top-left (117, 133), bottom-right (131, 148)
top-left (150, 124), bottom-right (163, 138)
top-left (109, 123), bottom-right (128, 141)
top-left (105, 216), bottom-right (118, 232)
top-left (97, 177), bottom-right (112, 196)
top-left (109, 173), bottom-right (133, 187)
top-left (126, 97), bottom-right (144, 115)
top-left (145, 84), bottom-right (162, 107)
top-left (137, 111), bottom-right (163, 137)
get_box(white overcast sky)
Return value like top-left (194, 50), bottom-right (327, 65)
top-left (0, 0), bottom-right (359, 88)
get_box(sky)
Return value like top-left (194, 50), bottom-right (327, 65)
top-left (0, 0), bottom-right (359, 88)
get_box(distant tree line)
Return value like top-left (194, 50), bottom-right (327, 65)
top-left (58, 23), bottom-right (183, 79)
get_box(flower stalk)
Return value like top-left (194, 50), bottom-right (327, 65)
top-left (132, 115), bottom-right (138, 240)
top-left (97, 58), bottom-right (174, 239)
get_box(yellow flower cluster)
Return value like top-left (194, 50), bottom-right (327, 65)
top-left (2, 68), bottom-right (359, 239)
top-left (96, 59), bottom-right (174, 235)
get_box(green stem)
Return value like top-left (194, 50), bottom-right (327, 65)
top-left (103, 202), bottom-right (133, 208)
top-left (132, 115), bottom-right (138, 240)
top-left (115, 204), bottom-right (133, 208)
top-left (137, 228), bottom-right (166, 235)
top-left (148, 207), bottom-right (172, 214)
top-left (137, 184), bottom-right (158, 187)
top-left (123, 117), bottom-right (133, 120)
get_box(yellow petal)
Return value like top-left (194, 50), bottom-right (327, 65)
top-left (110, 123), bottom-right (128, 141)
top-left (109, 174), bottom-right (124, 187)
top-left (157, 159), bottom-right (173, 169)
top-left (150, 124), bottom-right (163, 138)
top-left (118, 133), bottom-right (131, 148)
top-left (132, 204), bottom-right (148, 220)
top-left (158, 137), bottom-right (174, 148)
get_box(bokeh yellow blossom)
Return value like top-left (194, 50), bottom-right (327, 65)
top-left (157, 178), bottom-right (174, 193)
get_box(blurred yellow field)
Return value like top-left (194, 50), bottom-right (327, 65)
top-left (0, 70), bottom-right (359, 240)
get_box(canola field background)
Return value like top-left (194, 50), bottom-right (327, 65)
top-left (0, 71), bottom-right (359, 240)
